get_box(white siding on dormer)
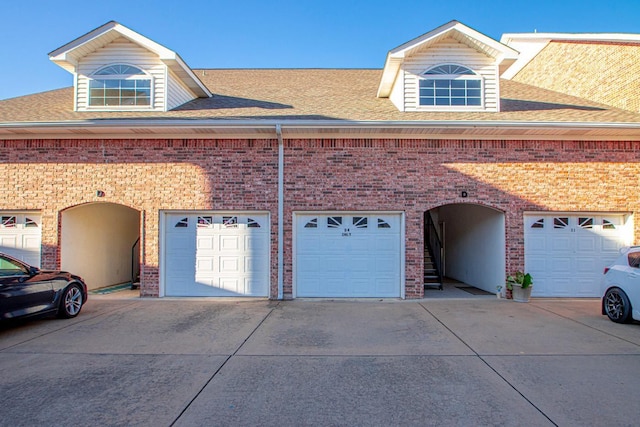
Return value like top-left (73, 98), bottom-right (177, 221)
top-left (166, 69), bottom-right (197, 110)
top-left (389, 38), bottom-right (500, 112)
top-left (74, 37), bottom-right (196, 112)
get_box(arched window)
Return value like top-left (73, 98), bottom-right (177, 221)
top-left (419, 64), bottom-right (482, 107)
top-left (89, 64), bottom-right (151, 107)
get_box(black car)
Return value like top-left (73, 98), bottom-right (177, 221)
top-left (0, 252), bottom-right (88, 321)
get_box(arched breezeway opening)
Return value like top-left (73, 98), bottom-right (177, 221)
top-left (424, 203), bottom-right (505, 295)
top-left (61, 202), bottom-right (141, 292)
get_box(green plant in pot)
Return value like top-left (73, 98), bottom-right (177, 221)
top-left (506, 271), bottom-right (533, 302)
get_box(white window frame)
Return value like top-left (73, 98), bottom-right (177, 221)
top-left (87, 63), bottom-right (154, 110)
top-left (417, 63), bottom-right (484, 111)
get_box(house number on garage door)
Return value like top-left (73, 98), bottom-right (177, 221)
top-left (342, 228), bottom-right (351, 237)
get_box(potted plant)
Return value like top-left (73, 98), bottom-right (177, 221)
top-left (506, 271), bottom-right (533, 302)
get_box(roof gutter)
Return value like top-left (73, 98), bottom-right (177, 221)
top-left (3, 119), bottom-right (640, 141)
top-left (2, 118), bottom-right (640, 129)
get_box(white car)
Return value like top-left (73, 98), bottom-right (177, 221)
top-left (601, 246), bottom-right (640, 323)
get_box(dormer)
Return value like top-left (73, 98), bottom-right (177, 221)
top-left (377, 21), bottom-right (518, 112)
top-left (48, 21), bottom-right (211, 112)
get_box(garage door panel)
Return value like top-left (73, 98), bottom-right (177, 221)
top-left (374, 235), bottom-right (399, 251)
top-left (219, 256), bottom-right (240, 273)
top-left (551, 237), bottom-right (572, 252)
top-left (168, 233), bottom-right (195, 250)
top-left (298, 277), bottom-right (321, 295)
top-left (602, 238), bottom-right (623, 252)
top-left (375, 277), bottom-right (397, 294)
top-left (197, 236), bottom-right (214, 250)
top-left (346, 237), bottom-right (370, 251)
top-left (219, 277), bottom-right (241, 294)
top-left (574, 275), bottom-right (599, 297)
top-left (195, 257), bottom-right (215, 273)
top-left (325, 257), bottom-right (346, 272)
top-left (298, 255), bottom-right (320, 272)
top-left (575, 257), bottom-right (598, 273)
top-left (526, 235), bottom-right (547, 252)
top-left (526, 255), bottom-right (547, 273)
top-left (0, 235), bottom-right (17, 249)
top-left (375, 257), bottom-right (397, 273)
top-left (550, 257), bottom-right (572, 273)
top-left (549, 278), bottom-right (574, 296)
top-left (219, 235), bottom-right (240, 251)
top-left (352, 279), bottom-right (373, 295)
top-left (576, 235), bottom-right (597, 252)
top-left (246, 235), bottom-right (267, 251)
top-left (245, 256), bottom-right (264, 273)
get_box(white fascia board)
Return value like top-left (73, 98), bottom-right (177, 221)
top-left (501, 32), bottom-right (640, 45)
top-left (48, 21), bottom-right (119, 58)
top-left (3, 119), bottom-right (640, 132)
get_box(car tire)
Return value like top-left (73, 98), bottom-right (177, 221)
top-left (58, 283), bottom-right (84, 319)
top-left (603, 287), bottom-right (632, 323)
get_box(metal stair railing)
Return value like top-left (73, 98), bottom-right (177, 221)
top-left (425, 212), bottom-right (444, 290)
top-left (131, 237), bottom-right (140, 290)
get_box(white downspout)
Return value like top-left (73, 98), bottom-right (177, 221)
top-left (276, 124), bottom-right (284, 300)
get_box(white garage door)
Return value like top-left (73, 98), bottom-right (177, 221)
top-left (163, 212), bottom-right (270, 297)
top-left (0, 212), bottom-right (41, 266)
top-left (295, 213), bottom-right (402, 298)
top-left (524, 213), bottom-right (631, 297)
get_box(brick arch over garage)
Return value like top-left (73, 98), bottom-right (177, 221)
top-left (60, 202), bottom-right (141, 291)
top-left (425, 202), bottom-right (505, 294)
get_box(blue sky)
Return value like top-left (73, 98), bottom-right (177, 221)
top-left (2, 0), bottom-right (640, 100)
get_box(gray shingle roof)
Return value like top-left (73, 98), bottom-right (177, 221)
top-left (2, 69), bottom-right (640, 124)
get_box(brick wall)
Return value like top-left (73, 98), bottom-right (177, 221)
top-left (282, 138), bottom-right (640, 298)
top-left (0, 138), bottom-right (278, 297)
top-left (1, 137), bottom-right (639, 298)
top-left (513, 41), bottom-right (640, 113)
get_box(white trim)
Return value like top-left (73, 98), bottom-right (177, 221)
top-left (158, 209), bottom-right (166, 297)
top-left (400, 211), bottom-right (406, 299)
top-left (73, 72), bottom-right (78, 112)
top-left (163, 66), bottom-right (169, 112)
top-left (501, 32), bottom-right (640, 44)
top-left (416, 64), bottom-right (485, 111)
top-left (85, 62), bottom-right (155, 110)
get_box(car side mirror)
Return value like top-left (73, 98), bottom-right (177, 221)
top-left (28, 266), bottom-right (39, 276)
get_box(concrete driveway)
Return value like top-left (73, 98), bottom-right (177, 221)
top-left (1, 295), bottom-right (639, 426)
